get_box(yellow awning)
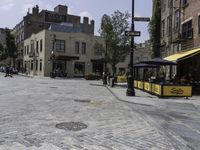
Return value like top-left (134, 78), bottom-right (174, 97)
top-left (164, 47), bottom-right (200, 62)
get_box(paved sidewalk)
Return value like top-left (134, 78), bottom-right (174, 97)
top-left (106, 83), bottom-right (200, 107)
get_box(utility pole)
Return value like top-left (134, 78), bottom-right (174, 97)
top-left (126, 0), bottom-right (135, 96)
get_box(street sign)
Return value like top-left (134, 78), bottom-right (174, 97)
top-left (125, 30), bottom-right (141, 37)
top-left (134, 17), bottom-right (150, 22)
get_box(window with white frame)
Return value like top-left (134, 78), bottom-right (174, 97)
top-left (55, 39), bottom-right (65, 52)
top-left (182, 20), bottom-right (193, 39)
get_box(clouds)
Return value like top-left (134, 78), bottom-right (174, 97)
top-left (0, 0), bottom-right (15, 11)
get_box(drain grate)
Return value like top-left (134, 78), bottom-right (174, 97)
top-left (56, 122), bottom-right (87, 131)
top-left (74, 99), bottom-right (91, 103)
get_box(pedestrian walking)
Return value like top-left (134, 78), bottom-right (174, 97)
top-left (4, 66), bottom-right (12, 77)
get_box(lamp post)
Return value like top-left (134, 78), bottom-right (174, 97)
top-left (103, 43), bottom-right (107, 85)
top-left (50, 34), bottom-right (56, 78)
top-left (126, 0), bottom-right (135, 96)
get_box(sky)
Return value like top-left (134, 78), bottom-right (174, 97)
top-left (0, 0), bottom-right (152, 43)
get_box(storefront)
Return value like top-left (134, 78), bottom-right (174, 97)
top-left (164, 47), bottom-right (200, 94)
top-left (134, 58), bottom-right (192, 97)
top-left (134, 80), bottom-right (192, 97)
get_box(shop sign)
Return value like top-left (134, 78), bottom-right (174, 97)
top-left (163, 86), bottom-right (192, 97)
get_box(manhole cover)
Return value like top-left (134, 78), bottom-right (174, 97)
top-left (49, 87), bottom-right (58, 89)
top-left (56, 122), bottom-right (87, 131)
top-left (39, 82), bottom-right (48, 84)
top-left (74, 99), bottom-right (91, 103)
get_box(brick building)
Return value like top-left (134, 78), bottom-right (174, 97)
top-left (13, 5), bottom-right (95, 72)
top-left (160, 0), bottom-right (200, 55)
top-left (160, 0), bottom-right (200, 80)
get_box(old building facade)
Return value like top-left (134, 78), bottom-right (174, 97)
top-left (13, 5), bottom-right (95, 72)
top-left (161, 0), bottom-right (200, 81)
top-left (23, 28), bottom-right (104, 77)
top-left (161, 0), bottom-right (200, 56)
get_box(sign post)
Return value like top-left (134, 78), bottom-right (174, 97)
top-left (134, 17), bottom-right (150, 22)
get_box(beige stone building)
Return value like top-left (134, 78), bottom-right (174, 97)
top-left (13, 4), bottom-right (95, 72)
top-left (24, 27), bottom-right (104, 77)
top-left (114, 40), bottom-right (152, 75)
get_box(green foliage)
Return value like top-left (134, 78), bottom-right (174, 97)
top-left (5, 28), bottom-right (17, 59)
top-left (148, 0), bottom-right (161, 58)
top-left (93, 42), bottom-right (105, 56)
top-left (0, 43), bottom-right (7, 60)
top-left (100, 10), bottom-right (130, 76)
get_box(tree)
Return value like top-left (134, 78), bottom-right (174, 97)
top-left (5, 28), bottom-right (17, 66)
top-left (100, 10), bottom-right (130, 76)
top-left (148, 0), bottom-right (161, 58)
top-left (0, 43), bottom-right (7, 61)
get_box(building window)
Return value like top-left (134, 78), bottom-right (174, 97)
top-left (39, 59), bottom-right (42, 71)
top-left (24, 46), bottom-right (26, 55)
top-left (168, 0), bottom-right (173, 8)
top-left (55, 40), bottom-right (65, 52)
top-left (27, 45), bottom-right (29, 54)
top-left (182, 20), bottom-right (193, 39)
top-left (75, 41), bottom-right (79, 54)
top-left (182, 0), bottom-right (188, 7)
top-left (161, 19), bottom-right (165, 37)
top-left (31, 60), bottom-right (33, 70)
top-left (40, 39), bottom-right (43, 52)
top-left (161, 0), bottom-right (166, 12)
top-left (81, 42), bottom-right (86, 54)
top-left (36, 41), bottom-right (39, 53)
top-left (36, 60), bottom-right (38, 71)
top-left (198, 15), bottom-right (200, 34)
top-left (74, 62), bottom-right (85, 76)
top-left (174, 10), bottom-right (180, 32)
top-left (167, 15), bottom-right (172, 36)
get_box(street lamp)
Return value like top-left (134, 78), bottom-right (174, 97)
top-left (126, 0), bottom-right (135, 96)
top-left (103, 43), bottom-right (107, 85)
top-left (50, 34), bottom-right (56, 78)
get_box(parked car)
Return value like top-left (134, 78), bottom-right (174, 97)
top-left (0, 66), bottom-right (6, 72)
top-left (11, 68), bottom-right (18, 74)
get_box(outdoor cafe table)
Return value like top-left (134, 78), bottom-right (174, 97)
top-left (134, 80), bottom-right (192, 97)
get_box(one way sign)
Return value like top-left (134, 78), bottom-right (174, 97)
top-left (125, 31), bottom-right (141, 37)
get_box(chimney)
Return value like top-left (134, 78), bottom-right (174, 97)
top-left (83, 17), bottom-right (89, 24)
top-left (32, 5), bottom-right (39, 15)
top-left (54, 5), bottom-right (68, 14)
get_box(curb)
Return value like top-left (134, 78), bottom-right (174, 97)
top-left (106, 86), bottom-right (153, 106)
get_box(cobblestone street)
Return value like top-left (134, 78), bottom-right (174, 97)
top-left (0, 73), bottom-right (200, 149)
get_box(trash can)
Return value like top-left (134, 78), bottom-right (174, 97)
top-left (110, 78), bottom-right (115, 87)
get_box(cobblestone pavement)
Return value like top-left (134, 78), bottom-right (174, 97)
top-left (108, 86), bottom-right (200, 150)
top-left (0, 73), bottom-right (196, 149)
